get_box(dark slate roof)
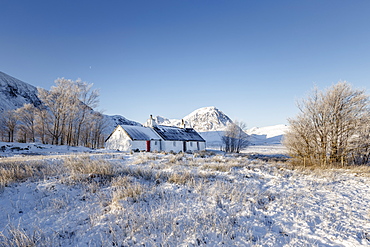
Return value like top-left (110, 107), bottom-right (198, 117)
top-left (121, 125), bottom-right (161, 141)
top-left (153, 125), bottom-right (205, 142)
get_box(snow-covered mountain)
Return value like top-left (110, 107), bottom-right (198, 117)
top-left (154, 106), bottom-right (235, 147)
top-left (155, 106), bottom-right (233, 132)
top-left (0, 71), bottom-right (139, 134)
top-left (198, 124), bottom-right (289, 148)
top-left (0, 71), bottom-right (42, 112)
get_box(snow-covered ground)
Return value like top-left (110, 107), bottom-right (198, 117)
top-left (0, 142), bottom-right (93, 157)
top-left (243, 144), bottom-right (288, 155)
top-left (1, 143), bottom-right (370, 246)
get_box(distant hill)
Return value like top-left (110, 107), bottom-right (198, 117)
top-left (246, 124), bottom-right (289, 145)
top-left (201, 124), bottom-right (289, 148)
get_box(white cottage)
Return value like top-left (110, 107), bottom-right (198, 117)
top-left (105, 116), bottom-right (206, 152)
top-left (105, 125), bottom-right (162, 152)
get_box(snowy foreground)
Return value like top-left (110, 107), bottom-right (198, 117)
top-left (0, 143), bottom-right (370, 246)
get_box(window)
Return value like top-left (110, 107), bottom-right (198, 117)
top-left (173, 141), bottom-right (176, 147)
top-left (190, 142), bottom-right (193, 147)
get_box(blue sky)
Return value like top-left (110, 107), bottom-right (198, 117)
top-left (1, 0), bottom-right (370, 127)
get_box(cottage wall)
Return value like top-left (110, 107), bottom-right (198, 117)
top-left (162, 141), bottom-right (184, 153)
top-left (161, 141), bottom-right (206, 152)
top-left (105, 126), bottom-right (132, 151)
top-left (186, 141), bottom-right (206, 152)
top-left (130, 140), bottom-right (161, 152)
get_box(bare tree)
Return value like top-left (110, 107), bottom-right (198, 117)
top-left (222, 120), bottom-right (249, 153)
top-left (1, 110), bottom-right (18, 142)
top-left (284, 82), bottom-right (370, 167)
top-left (35, 107), bottom-right (49, 144)
top-left (74, 80), bottom-right (99, 146)
top-left (83, 111), bottom-right (107, 148)
top-left (348, 112), bottom-right (370, 165)
top-left (15, 103), bottom-right (37, 142)
top-left (38, 78), bottom-right (80, 145)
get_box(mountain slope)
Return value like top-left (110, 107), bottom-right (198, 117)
top-left (0, 71), bottom-right (42, 112)
top-left (103, 115), bottom-right (141, 134)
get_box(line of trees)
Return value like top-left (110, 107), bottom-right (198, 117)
top-left (0, 78), bottom-right (107, 148)
top-left (284, 82), bottom-right (370, 167)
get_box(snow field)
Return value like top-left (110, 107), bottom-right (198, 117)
top-left (0, 151), bottom-right (370, 246)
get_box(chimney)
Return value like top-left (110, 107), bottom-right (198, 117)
top-left (181, 119), bottom-right (186, 129)
top-left (145, 114), bottom-right (157, 127)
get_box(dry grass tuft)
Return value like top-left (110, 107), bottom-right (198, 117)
top-left (111, 176), bottom-right (144, 203)
top-left (168, 153), bottom-right (185, 164)
top-left (132, 153), bottom-right (158, 165)
top-left (202, 160), bottom-right (244, 172)
top-left (0, 160), bottom-right (59, 187)
top-left (0, 224), bottom-right (42, 247)
top-left (287, 159), bottom-right (370, 176)
top-left (64, 156), bottom-right (115, 178)
top-left (193, 150), bottom-right (216, 158)
top-left (167, 171), bottom-right (194, 185)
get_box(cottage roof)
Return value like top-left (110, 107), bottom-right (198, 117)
top-left (120, 125), bottom-right (162, 141)
top-left (153, 125), bottom-right (205, 142)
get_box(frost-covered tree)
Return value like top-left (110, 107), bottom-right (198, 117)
top-left (80, 111), bottom-right (107, 148)
top-left (34, 107), bottom-right (49, 144)
top-left (74, 80), bottom-right (99, 146)
top-left (348, 112), bottom-right (370, 165)
top-left (0, 110), bottom-right (18, 142)
top-left (284, 82), bottom-right (370, 167)
top-left (15, 103), bottom-right (37, 142)
top-left (222, 120), bottom-right (249, 153)
top-left (37, 78), bottom-right (103, 147)
top-left (38, 78), bottom-right (79, 145)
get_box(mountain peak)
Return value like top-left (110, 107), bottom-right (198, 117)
top-left (155, 106), bottom-right (233, 132)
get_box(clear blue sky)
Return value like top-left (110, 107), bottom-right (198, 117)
top-left (1, 0), bottom-right (370, 127)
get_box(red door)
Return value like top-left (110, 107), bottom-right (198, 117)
top-left (146, 141), bottom-right (150, 152)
